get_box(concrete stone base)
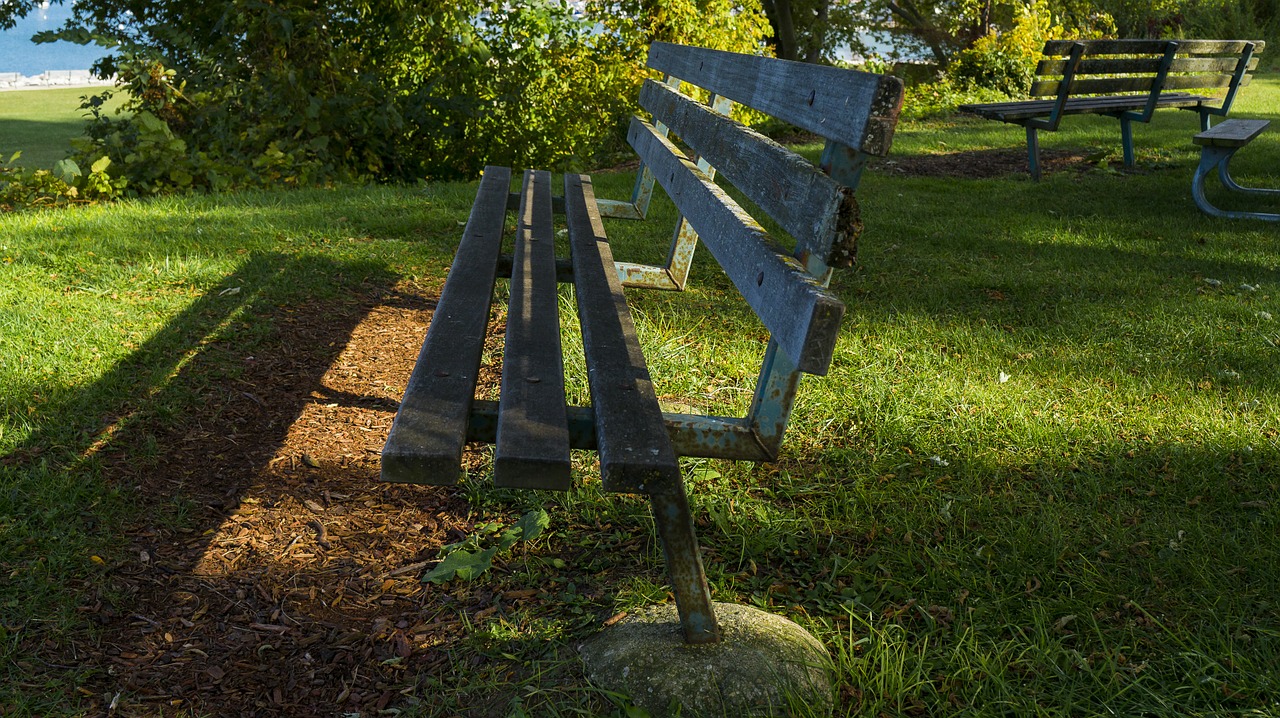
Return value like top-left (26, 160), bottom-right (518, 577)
top-left (579, 602), bottom-right (833, 717)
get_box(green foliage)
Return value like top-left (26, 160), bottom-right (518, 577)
top-left (0, 150), bottom-right (126, 211)
top-left (899, 0), bottom-right (1113, 118)
top-left (1179, 0), bottom-right (1279, 45)
top-left (424, 509), bottom-right (551, 584)
top-left (900, 78), bottom-right (1010, 119)
top-left (947, 0), bottom-right (1066, 96)
top-left (587, 0), bottom-right (771, 54)
top-left (34, 0), bottom-right (770, 193)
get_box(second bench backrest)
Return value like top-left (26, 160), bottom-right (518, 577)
top-left (603, 43), bottom-right (903, 461)
top-left (1033, 39), bottom-right (1263, 102)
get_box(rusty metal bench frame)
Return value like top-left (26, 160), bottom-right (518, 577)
top-left (380, 43), bottom-right (904, 644)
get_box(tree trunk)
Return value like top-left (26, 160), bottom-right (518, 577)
top-left (804, 0), bottom-right (829, 63)
top-left (763, 0), bottom-right (799, 61)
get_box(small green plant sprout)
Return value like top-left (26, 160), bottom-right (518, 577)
top-left (423, 509), bottom-right (550, 584)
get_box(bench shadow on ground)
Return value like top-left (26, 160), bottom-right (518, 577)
top-left (2, 251), bottom-right (545, 716)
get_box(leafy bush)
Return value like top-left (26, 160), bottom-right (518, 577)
top-left (0, 151), bottom-right (125, 212)
top-left (948, 0), bottom-right (1069, 97)
top-left (1179, 0), bottom-right (1278, 47)
top-left (37, 0), bottom-right (770, 196)
top-left (900, 78), bottom-right (1012, 120)
top-left (900, 0), bottom-right (1114, 119)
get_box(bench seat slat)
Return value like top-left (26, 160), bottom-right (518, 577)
top-left (639, 79), bottom-right (855, 264)
top-left (645, 41), bottom-right (902, 156)
top-left (1193, 118), bottom-right (1270, 147)
top-left (564, 173), bottom-right (682, 494)
top-left (627, 116), bottom-right (845, 376)
top-left (381, 166), bottom-right (511, 485)
top-left (494, 170), bottom-right (572, 490)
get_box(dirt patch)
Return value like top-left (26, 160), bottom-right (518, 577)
top-left (591, 141), bottom-right (1096, 181)
top-left (874, 147), bottom-right (1097, 179)
top-left (12, 278), bottom-right (563, 717)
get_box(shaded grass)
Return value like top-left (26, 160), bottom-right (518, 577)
top-left (2, 76), bottom-right (1280, 716)
top-left (0, 87), bottom-right (123, 169)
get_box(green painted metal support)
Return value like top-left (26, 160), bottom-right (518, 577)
top-left (1026, 126), bottom-right (1041, 181)
top-left (616, 91), bottom-right (734, 291)
top-left (1119, 116), bottom-right (1135, 167)
top-left (1192, 123), bottom-right (1280, 222)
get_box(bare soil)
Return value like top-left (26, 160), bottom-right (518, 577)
top-left (21, 281), bottom-right (550, 717)
top-left (874, 147), bottom-right (1096, 179)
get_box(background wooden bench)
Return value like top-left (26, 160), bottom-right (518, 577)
top-left (960, 39), bottom-right (1264, 179)
top-left (381, 42), bottom-right (903, 644)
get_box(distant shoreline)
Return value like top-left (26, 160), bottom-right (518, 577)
top-left (0, 70), bottom-right (114, 92)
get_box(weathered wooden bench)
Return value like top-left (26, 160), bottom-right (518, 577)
top-left (1191, 118), bottom-right (1279, 221)
top-left (960, 39), bottom-right (1264, 179)
top-left (380, 42), bottom-right (903, 644)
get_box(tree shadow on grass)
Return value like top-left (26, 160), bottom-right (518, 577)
top-left (0, 118), bottom-right (89, 168)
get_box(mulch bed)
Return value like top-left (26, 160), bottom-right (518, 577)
top-left (873, 147), bottom-right (1097, 179)
top-left (19, 281), bottom-right (558, 717)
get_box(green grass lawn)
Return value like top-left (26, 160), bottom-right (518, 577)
top-left (0, 86), bottom-right (118, 169)
top-left (1, 77), bottom-right (1278, 717)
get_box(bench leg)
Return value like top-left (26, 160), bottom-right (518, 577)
top-left (649, 486), bottom-right (721, 644)
top-left (1192, 146), bottom-right (1280, 221)
top-left (1025, 125), bottom-right (1041, 181)
top-left (1120, 116), bottom-right (1135, 168)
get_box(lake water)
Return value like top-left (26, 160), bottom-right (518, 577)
top-left (0, 3), bottom-right (108, 75)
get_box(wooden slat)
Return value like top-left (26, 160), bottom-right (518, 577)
top-left (645, 41), bottom-right (903, 156)
top-left (627, 116), bottom-right (844, 376)
top-left (1193, 118), bottom-right (1270, 147)
top-left (381, 166), bottom-right (511, 485)
top-left (1163, 74), bottom-right (1246, 91)
top-left (961, 93), bottom-right (1210, 121)
top-left (564, 173), bottom-right (682, 493)
top-left (1032, 77), bottom-right (1154, 95)
top-left (1037, 56), bottom-right (1258, 76)
top-left (493, 170), bottom-right (572, 490)
top-left (1032, 73), bottom-right (1240, 96)
top-left (639, 79), bottom-right (856, 264)
top-left (1042, 39), bottom-right (1263, 56)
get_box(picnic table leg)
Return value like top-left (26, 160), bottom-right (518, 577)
top-left (1025, 125), bottom-right (1041, 181)
top-left (648, 486), bottom-right (721, 644)
top-left (1192, 146), bottom-right (1280, 221)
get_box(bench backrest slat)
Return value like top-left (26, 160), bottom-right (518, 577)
top-left (1042, 39), bottom-right (1264, 55)
top-left (1036, 56), bottom-right (1260, 75)
top-left (626, 115), bottom-right (846, 375)
top-left (1032, 72), bottom-right (1245, 96)
top-left (638, 79), bottom-right (856, 265)
top-left (645, 41), bottom-right (903, 156)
